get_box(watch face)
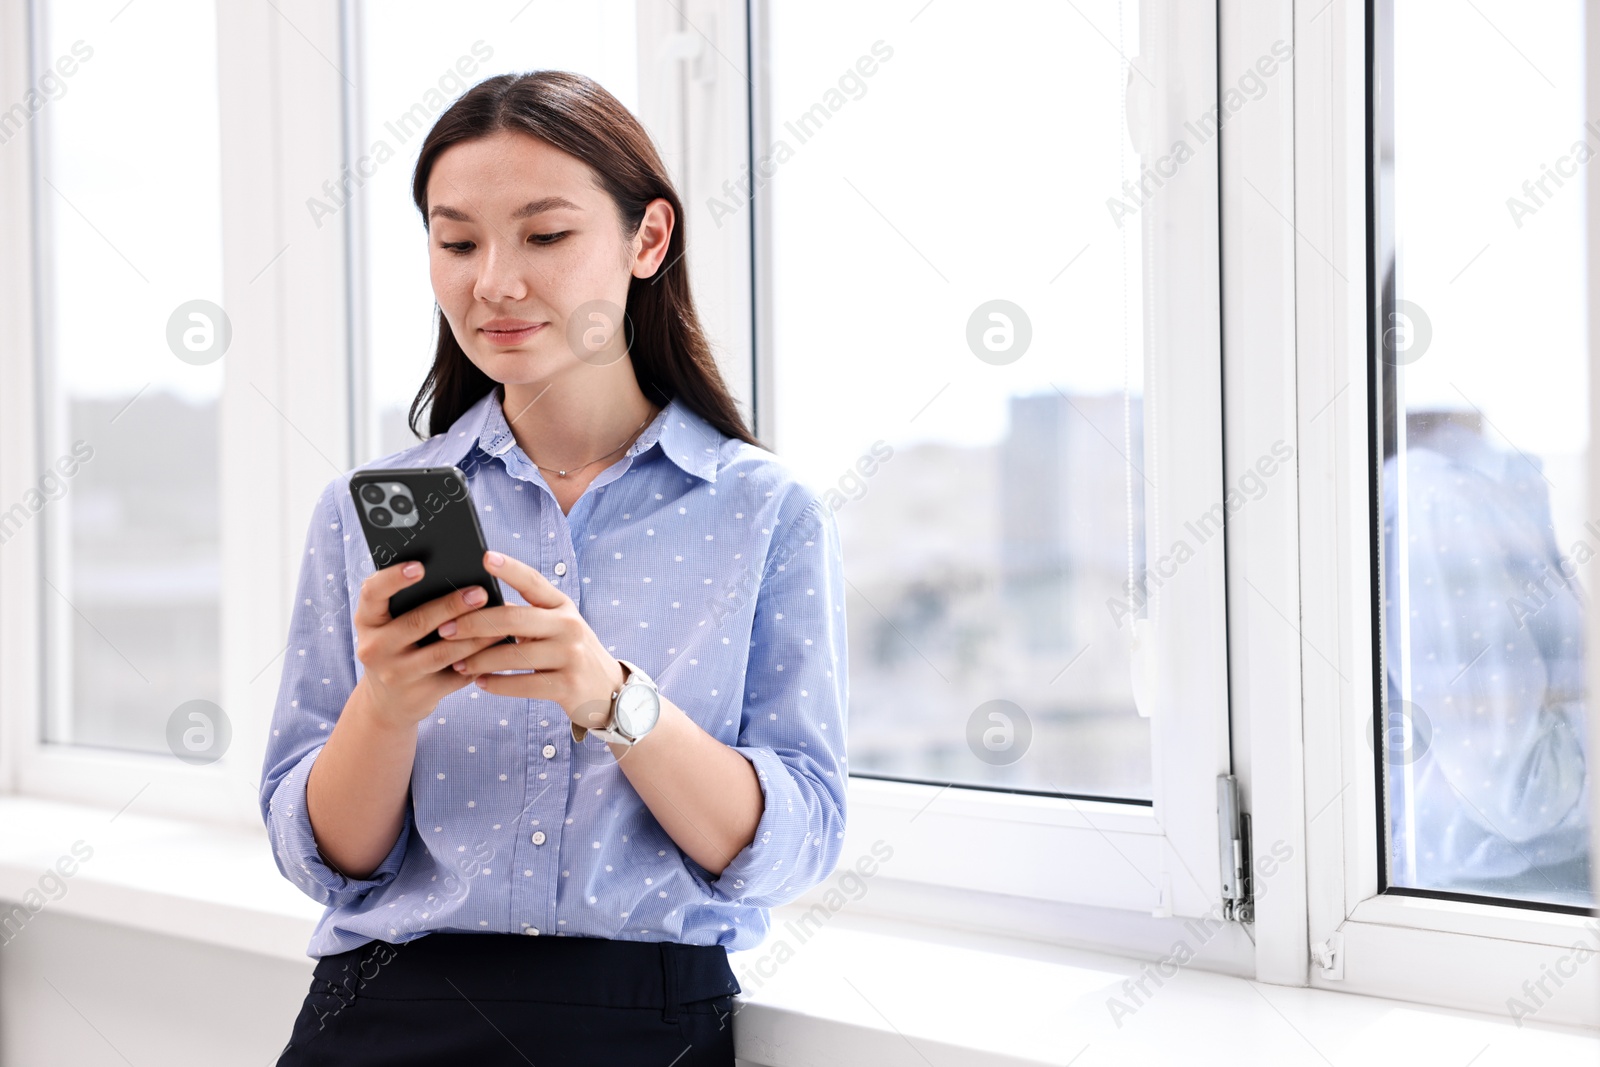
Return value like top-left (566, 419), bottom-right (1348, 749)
top-left (615, 682), bottom-right (660, 737)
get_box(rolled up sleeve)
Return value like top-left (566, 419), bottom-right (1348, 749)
top-left (268, 746), bottom-right (410, 905)
top-left (707, 498), bottom-right (849, 906)
top-left (258, 477), bottom-right (411, 906)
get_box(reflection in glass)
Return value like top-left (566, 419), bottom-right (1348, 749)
top-left (1377, 0), bottom-right (1592, 908)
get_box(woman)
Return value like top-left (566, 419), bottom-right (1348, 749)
top-left (261, 70), bottom-right (849, 1065)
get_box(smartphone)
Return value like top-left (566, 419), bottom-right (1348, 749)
top-left (348, 466), bottom-right (515, 648)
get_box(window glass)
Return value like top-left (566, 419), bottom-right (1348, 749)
top-left (767, 1), bottom-right (1151, 797)
top-left (33, 0), bottom-right (225, 754)
top-left (1378, 0), bottom-right (1593, 909)
top-left (354, 0), bottom-right (639, 461)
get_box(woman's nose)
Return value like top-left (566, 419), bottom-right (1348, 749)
top-left (473, 242), bottom-right (531, 303)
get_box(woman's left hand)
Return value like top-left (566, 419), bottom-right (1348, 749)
top-left (436, 549), bottom-right (624, 730)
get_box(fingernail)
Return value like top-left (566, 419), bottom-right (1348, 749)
top-left (453, 661), bottom-right (466, 671)
top-left (486, 550), bottom-right (505, 567)
top-left (465, 587), bottom-right (487, 606)
top-left (437, 620), bottom-right (457, 638)
top-left (403, 562), bottom-right (421, 577)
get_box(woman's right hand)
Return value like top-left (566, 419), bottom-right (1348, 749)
top-left (352, 560), bottom-right (507, 729)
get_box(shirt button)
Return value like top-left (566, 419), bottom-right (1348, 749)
top-left (531, 830), bottom-right (547, 845)
top-left (553, 561), bottom-right (567, 576)
top-left (523, 927), bottom-right (540, 936)
top-left (541, 744), bottom-right (557, 759)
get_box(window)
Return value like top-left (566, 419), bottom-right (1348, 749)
top-left (7, 0), bottom-right (350, 825)
top-left (765, 1), bottom-right (1154, 800)
top-left (757, 0), bottom-right (1235, 922)
top-left (30, 0), bottom-right (226, 755)
top-left (1287, 0), bottom-right (1598, 1024)
top-left (1374, 0), bottom-right (1593, 912)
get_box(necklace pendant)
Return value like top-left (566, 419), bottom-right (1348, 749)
top-left (557, 470), bottom-right (568, 477)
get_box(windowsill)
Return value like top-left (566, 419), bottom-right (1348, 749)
top-left (0, 796), bottom-right (1593, 1066)
top-left (0, 794), bottom-right (324, 964)
top-left (731, 906), bottom-right (1599, 1064)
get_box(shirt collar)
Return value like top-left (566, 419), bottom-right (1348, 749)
top-left (426, 384), bottom-right (721, 484)
top-left (1412, 418), bottom-right (1521, 483)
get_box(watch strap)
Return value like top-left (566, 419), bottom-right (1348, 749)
top-left (570, 660), bottom-right (634, 745)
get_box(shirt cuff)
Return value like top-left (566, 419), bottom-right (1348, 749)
top-left (266, 746), bottom-right (409, 906)
top-left (706, 745), bottom-right (831, 906)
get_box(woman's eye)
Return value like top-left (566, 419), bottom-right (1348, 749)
top-left (438, 234), bottom-right (564, 254)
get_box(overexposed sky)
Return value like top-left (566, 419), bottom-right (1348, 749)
top-left (46, 0), bottom-right (224, 404)
top-left (1392, 0), bottom-right (1587, 457)
top-left (765, 0), bottom-right (1144, 484)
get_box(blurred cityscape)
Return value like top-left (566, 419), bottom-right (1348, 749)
top-left (50, 388), bottom-right (1154, 800)
top-left (836, 391), bottom-right (1151, 799)
top-left (47, 391), bottom-right (220, 754)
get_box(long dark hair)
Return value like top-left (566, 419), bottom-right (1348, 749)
top-left (406, 70), bottom-right (762, 451)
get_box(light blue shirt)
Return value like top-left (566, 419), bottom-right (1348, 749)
top-left (258, 384), bottom-right (850, 958)
top-left (1382, 421), bottom-right (1590, 904)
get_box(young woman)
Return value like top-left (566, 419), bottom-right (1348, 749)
top-left (261, 70), bottom-right (849, 1066)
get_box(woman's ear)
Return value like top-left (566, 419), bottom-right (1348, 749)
top-left (630, 198), bottom-right (676, 279)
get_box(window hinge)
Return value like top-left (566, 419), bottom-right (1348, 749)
top-left (1311, 932), bottom-right (1344, 980)
top-left (1217, 774), bottom-right (1253, 923)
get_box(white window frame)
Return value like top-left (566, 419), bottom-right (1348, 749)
top-left (1269, 0), bottom-right (1600, 1026)
top-left (0, 0), bottom-right (351, 830)
top-left (744, 0), bottom-right (1241, 939)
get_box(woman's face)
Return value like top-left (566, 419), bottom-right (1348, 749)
top-left (424, 129), bottom-right (670, 385)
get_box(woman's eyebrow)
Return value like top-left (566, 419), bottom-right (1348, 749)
top-left (429, 196), bottom-right (583, 224)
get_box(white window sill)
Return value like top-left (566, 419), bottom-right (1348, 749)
top-left (0, 794), bottom-right (323, 963)
top-left (0, 796), bottom-right (1593, 1066)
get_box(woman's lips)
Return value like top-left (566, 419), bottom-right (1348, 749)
top-left (480, 323), bottom-right (548, 345)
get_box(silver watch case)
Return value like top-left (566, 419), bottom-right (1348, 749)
top-left (588, 659), bottom-right (660, 746)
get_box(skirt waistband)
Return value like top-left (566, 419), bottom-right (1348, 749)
top-left (311, 933), bottom-right (740, 1023)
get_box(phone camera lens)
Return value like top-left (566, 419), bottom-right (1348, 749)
top-left (390, 495), bottom-right (414, 515)
top-left (360, 483), bottom-right (385, 504)
top-left (370, 506), bottom-right (392, 526)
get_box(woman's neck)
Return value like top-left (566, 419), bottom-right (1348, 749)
top-left (498, 379), bottom-right (661, 477)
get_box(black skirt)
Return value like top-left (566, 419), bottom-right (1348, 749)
top-left (274, 932), bottom-right (742, 1066)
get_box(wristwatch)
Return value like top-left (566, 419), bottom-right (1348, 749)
top-left (570, 659), bottom-right (661, 747)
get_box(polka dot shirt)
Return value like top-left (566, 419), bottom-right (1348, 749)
top-left (259, 386), bottom-right (849, 959)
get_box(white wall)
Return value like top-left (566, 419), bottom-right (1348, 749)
top-left (0, 908), bottom-right (313, 1066)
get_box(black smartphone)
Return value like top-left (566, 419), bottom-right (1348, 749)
top-left (348, 466), bottom-right (515, 648)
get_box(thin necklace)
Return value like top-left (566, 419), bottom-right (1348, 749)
top-left (527, 406), bottom-right (658, 478)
